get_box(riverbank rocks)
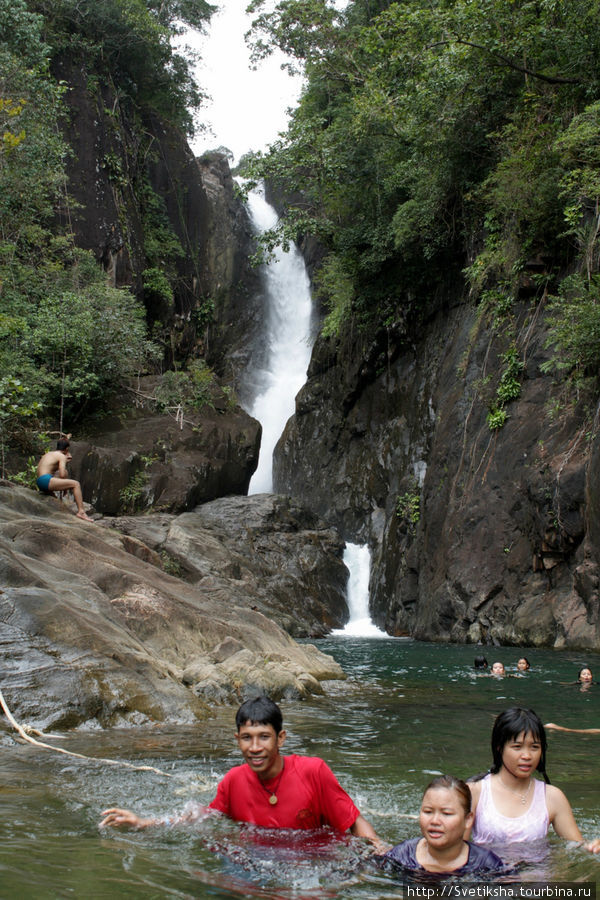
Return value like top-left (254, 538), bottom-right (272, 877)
top-left (0, 484), bottom-right (346, 731)
top-left (103, 493), bottom-right (349, 638)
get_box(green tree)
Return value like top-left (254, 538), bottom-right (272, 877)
top-left (0, 375), bottom-right (41, 478)
top-left (0, 1), bottom-right (67, 250)
top-left (28, 0), bottom-right (214, 134)
top-left (244, 0), bottom-right (600, 350)
top-left (30, 291), bottom-right (98, 433)
top-left (29, 267), bottom-right (159, 431)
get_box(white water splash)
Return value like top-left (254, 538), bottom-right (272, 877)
top-left (333, 543), bottom-right (388, 637)
top-left (245, 186), bottom-right (313, 494)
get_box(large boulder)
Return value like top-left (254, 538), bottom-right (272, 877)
top-left (0, 484), bottom-right (345, 731)
top-left (67, 379), bottom-right (261, 515)
top-left (104, 493), bottom-right (349, 638)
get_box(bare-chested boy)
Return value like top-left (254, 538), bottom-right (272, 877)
top-left (36, 438), bottom-right (93, 521)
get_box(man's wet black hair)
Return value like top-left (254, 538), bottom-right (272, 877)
top-left (56, 438), bottom-right (70, 452)
top-left (490, 707), bottom-right (550, 783)
top-left (474, 655), bottom-right (488, 669)
top-left (235, 696), bottom-right (283, 735)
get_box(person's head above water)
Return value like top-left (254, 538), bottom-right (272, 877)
top-left (490, 707), bottom-right (549, 783)
top-left (491, 661), bottom-right (505, 676)
top-left (418, 775), bottom-right (475, 860)
top-left (474, 655), bottom-right (488, 669)
top-left (234, 696), bottom-right (287, 781)
top-left (384, 773), bottom-right (505, 873)
top-left (235, 695), bottom-right (283, 735)
top-left (516, 657), bottom-right (531, 671)
top-left (421, 774), bottom-right (472, 818)
top-left (578, 666), bottom-right (593, 683)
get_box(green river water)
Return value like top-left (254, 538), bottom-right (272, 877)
top-left (1, 638), bottom-right (599, 898)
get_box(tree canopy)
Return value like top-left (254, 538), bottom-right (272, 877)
top-left (243, 0), bottom-right (600, 382)
top-left (0, 0), bottom-right (214, 453)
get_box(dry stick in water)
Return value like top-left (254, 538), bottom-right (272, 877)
top-left (0, 685), bottom-right (173, 778)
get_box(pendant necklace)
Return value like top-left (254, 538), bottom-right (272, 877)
top-left (499, 774), bottom-right (532, 805)
top-left (260, 760), bottom-right (285, 805)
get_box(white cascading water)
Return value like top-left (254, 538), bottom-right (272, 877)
top-left (242, 191), bottom-right (386, 638)
top-left (333, 543), bottom-right (388, 637)
top-left (245, 186), bottom-right (313, 494)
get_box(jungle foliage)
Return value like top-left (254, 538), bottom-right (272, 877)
top-left (243, 0), bottom-right (600, 383)
top-left (0, 0), bottom-right (213, 452)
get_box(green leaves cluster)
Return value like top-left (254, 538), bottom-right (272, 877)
top-left (28, 0), bottom-right (214, 134)
top-left (244, 0), bottom-right (600, 381)
top-left (542, 274), bottom-right (600, 381)
top-left (0, 375), bottom-right (42, 477)
top-left (0, 1), bottom-right (66, 242)
top-left (154, 360), bottom-right (216, 415)
top-left (119, 453), bottom-right (158, 513)
top-left (1, 245), bottom-right (161, 433)
top-left (486, 344), bottom-right (524, 431)
top-left (396, 485), bottom-right (421, 535)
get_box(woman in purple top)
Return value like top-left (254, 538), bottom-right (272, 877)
top-left (384, 775), bottom-right (504, 875)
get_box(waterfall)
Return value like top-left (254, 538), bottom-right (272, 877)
top-left (333, 543), bottom-right (388, 637)
top-left (244, 186), bottom-right (313, 494)
top-left (241, 191), bottom-right (386, 638)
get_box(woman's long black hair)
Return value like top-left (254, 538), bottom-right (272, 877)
top-left (468, 707), bottom-right (551, 785)
top-left (490, 707), bottom-right (550, 784)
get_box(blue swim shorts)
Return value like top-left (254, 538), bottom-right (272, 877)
top-left (36, 474), bottom-right (53, 493)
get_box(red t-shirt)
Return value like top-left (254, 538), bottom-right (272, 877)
top-left (208, 754), bottom-right (361, 831)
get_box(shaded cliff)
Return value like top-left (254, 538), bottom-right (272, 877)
top-left (54, 55), bottom-right (259, 368)
top-left (67, 377), bottom-right (261, 516)
top-left (274, 295), bottom-right (600, 651)
top-left (41, 55), bottom-right (270, 512)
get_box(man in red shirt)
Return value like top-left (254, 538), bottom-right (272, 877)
top-left (100, 696), bottom-right (383, 848)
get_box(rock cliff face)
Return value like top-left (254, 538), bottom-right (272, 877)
top-left (2, 50), bottom-right (359, 732)
top-left (48, 58), bottom-right (272, 513)
top-left (104, 494), bottom-right (348, 638)
top-left (50, 38), bottom-right (599, 656)
top-left (54, 56), bottom-right (258, 366)
top-left (0, 485), bottom-right (347, 730)
top-left (274, 297), bottom-right (600, 650)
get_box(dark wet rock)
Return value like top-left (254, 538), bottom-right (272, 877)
top-left (66, 381), bottom-right (261, 516)
top-left (104, 493), bottom-right (349, 638)
top-left (274, 299), bottom-right (600, 650)
top-left (200, 153), bottom-right (267, 393)
top-left (54, 58), bottom-right (259, 366)
top-left (0, 485), bottom-right (346, 731)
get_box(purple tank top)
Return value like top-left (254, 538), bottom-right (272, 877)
top-left (471, 774), bottom-right (549, 843)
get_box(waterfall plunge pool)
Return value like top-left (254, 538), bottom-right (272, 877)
top-left (1, 639), bottom-right (599, 897)
top-left (333, 543), bottom-right (389, 638)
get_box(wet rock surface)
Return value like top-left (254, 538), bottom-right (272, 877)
top-left (104, 493), bottom-right (349, 638)
top-left (0, 485), bottom-right (346, 731)
top-left (274, 300), bottom-right (600, 650)
top-left (68, 382), bottom-right (261, 516)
